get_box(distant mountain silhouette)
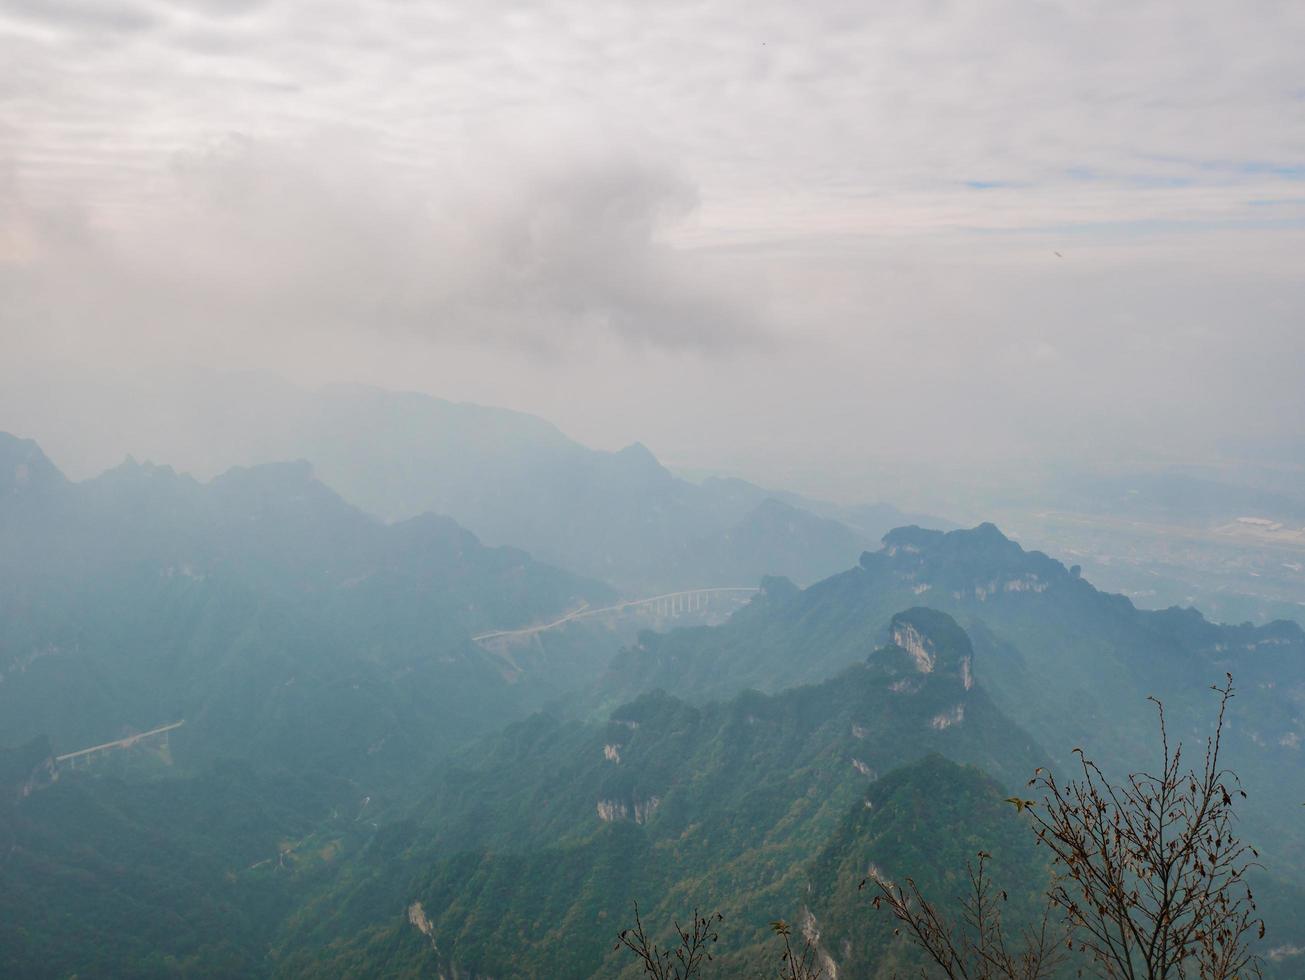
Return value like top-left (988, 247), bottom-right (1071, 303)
top-left (1, 371), bottom-right (951, 590)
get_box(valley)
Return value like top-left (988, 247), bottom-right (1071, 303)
top-left (2, 428), bottom-right (1302, 978)
top-left (4, 7), bottom-right (1301, 974)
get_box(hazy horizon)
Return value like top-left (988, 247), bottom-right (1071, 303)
top-left (5, 7), bottom-right (1305, 975)
top-left (4, 0), bottom-right (1304, 497)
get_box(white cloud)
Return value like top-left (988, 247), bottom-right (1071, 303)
top-left (1, 0), bottom-right (1303, 480)
top-left (4, 0), bottom-right (1304, 236)
top-left (3, 131), bottom-right (768, 352)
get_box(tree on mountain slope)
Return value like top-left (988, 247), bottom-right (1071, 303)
top-left (871, 677), bottom-right (1264, 979)
top-left (616, 908), bottom-right (826, 980)
top-left (615, 904), bottom-right (723, 980)
top-left (616, 679), bottom-right (1264, 979)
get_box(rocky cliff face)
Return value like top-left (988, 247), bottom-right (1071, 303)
top-left (883, 607), bottom-right (977, 692)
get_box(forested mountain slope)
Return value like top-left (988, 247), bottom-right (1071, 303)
top-left (611, 525), bottom-right (1303, 729)
top-left (272, 609), bottom-right (1047, 978)
top-left (0, 432), bottom-right (613, 784)
top-left (0, 738), bottom-right (358, 979)
top-left (605, 523), bottom-right (1305, 881)
top-left (6, 427), bottom-right (1301, 977)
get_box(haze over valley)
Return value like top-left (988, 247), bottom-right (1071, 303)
top-left (2, 2), bottom-right (1304, 977)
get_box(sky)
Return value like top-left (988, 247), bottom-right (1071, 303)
top-left (2, 0), bottom-right (1304, 496)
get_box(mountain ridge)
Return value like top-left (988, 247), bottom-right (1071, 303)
top-left (1, 368), bottom-right (951, 590)
top-left (273, 609), bottom-right (1048, 978)
top-left (0, 433), bottom-right (615, 786)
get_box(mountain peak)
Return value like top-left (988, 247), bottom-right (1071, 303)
top-left (877, 524), bottom-right (945, 558)
top-left (867, 523), bottom-right (1068, 595)
top-left (948, 521), bottom-right (1022, 555)
top-left (96, 455), bottom-right (186, 486)
top-left (759, 574), bottom-right (801, 602)
top-left (209, 459), bottom-right (318, 493)
top-left (881, 607), bottom-right (975, 689)
top-left (0, 433), bottom-right (67, 499)
top-left (614, 441), bottom-right (661, 467)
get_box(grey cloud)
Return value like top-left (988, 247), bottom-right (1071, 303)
top-left (446, 158), bottom-right (761, 349)
top-left (4, 134), bottom-right (768, 354)
top-left (6, 0), bottom-right (1305, 234)
top-left (169, 0), bottom-right (270, 17)
top-left (1, 0), bottom-right (1304, 485)
top-left (0, 0), bottom-right (159, 33)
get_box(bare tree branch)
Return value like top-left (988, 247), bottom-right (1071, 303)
top-left (868, 851), bottom-right (1070, 980)
top-left (615, 903), bottom-right (723, 980)
top-left (872, 677), bottom-right (1264, 980)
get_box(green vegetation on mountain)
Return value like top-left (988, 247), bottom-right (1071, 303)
top-left (0, 433), bottom-right (613, 787)
top-left (0, 738), bottom-right (358, 979)
top-left (606, 524), bottom-right (1305, 877)
top-left (276, 755), bottom-right (1047, 979)
top-left (3, 426), bottom-right (1302, 977)
top-left (269, 610), bottom-right (1046, 977)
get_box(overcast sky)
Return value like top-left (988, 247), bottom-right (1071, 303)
top-left (2, 0), bottom-right (1303, 495)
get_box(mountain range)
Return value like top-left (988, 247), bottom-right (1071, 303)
top-left (2, 425), bottom-right (1302, 977)
top-left (0, 432), bottom-right (611, 787)
top-left (606, 524), bottom-right (1305, 829)
top-left (0, 370), bottom-right (949, 590)
top-left (272, 608), bottom-right (1049, 978)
